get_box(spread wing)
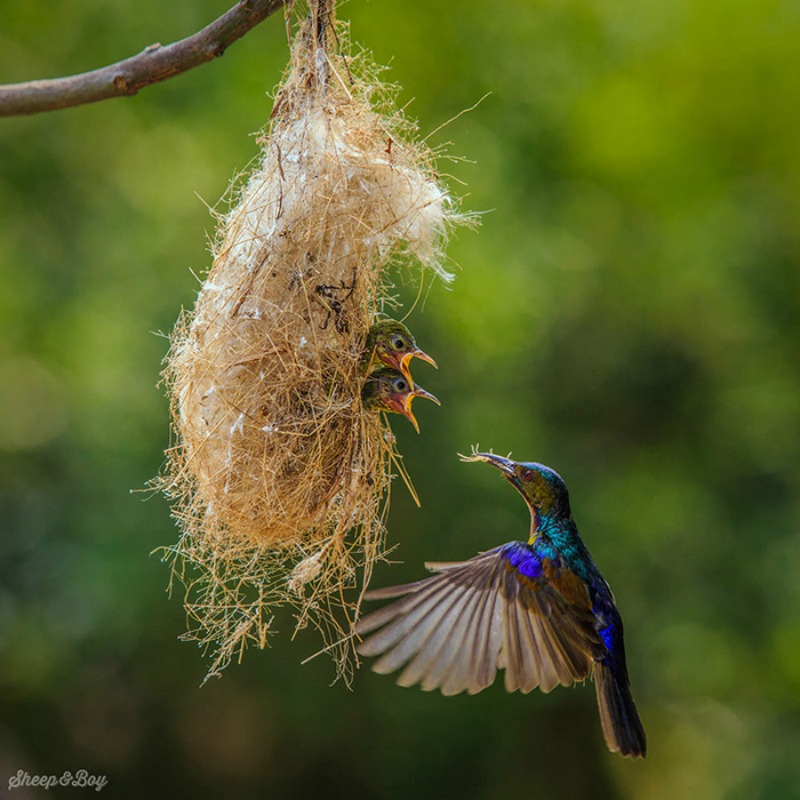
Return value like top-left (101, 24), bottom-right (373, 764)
top-left (356, 542), bottom-right (605, 696)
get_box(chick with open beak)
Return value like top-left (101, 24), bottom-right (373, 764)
top-left (361, 319), bottom-right (438, 384)
top-left (361, 367), bottom-right (440, 433)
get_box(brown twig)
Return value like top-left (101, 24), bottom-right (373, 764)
top-left (0, 0), bottom-right (288, 117)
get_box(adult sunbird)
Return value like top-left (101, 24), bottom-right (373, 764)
top-left (362, 319), bottom-right (437, 383)
top-left (361, 367), bottom-right (440, 433)
top-left (356, 451), bottom-right (646, 758)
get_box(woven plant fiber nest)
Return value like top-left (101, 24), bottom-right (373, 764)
top-left (158, 3), bottom-right (462, 681)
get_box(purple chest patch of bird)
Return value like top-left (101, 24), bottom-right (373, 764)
top-left (502, 543), bottom-right (543, 579)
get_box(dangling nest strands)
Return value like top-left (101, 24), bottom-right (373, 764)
top-left (156, 4), bottom-right (464, 681)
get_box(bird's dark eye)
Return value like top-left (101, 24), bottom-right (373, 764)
top-left (391, 335), bottom-right (406, 351)
top-left (521, 468), bottom-right (534, 482)
top-left (394, 378), bottom-right (408, 392)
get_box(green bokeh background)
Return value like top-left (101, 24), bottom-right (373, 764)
top-left (2, 1), bottom-right (800, 797)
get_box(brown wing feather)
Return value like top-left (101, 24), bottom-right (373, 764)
top-left (357, 546), bottom-right (603, 695)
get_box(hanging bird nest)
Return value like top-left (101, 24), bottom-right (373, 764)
top-left (156, 1), bottom-right (464, 682)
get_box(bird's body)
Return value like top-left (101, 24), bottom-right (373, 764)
top-left (362, 319), bottom-right (437, 383)
top-left (357, 452), bottom-right (646, 758)
top-left (361, 367), bottom-right (440, 433)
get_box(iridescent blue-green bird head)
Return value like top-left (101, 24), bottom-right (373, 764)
top-left (362, 319), bottom-right (437, 383)
top-left (362, 367), bottom-right (440, 433)
top-left (463, 452), bottom-right (572, 523)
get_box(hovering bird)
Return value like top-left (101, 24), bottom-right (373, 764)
top-left (362, 319), bottom-right (437, 383)
top-left (361, 367), bottom-right (440, 433)
top-left (356, 451), bottom-right (646, 758)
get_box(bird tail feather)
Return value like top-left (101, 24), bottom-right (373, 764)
top-left (594, 661), bottom-right (646, 758)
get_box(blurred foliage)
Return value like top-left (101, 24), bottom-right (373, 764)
top-left (1, 0), bottom-right (799, 798)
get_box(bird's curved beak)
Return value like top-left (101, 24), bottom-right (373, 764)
top-left (399, 349), bottom-right (438, 383)
top-left (410, 348), bottom-right (438, 370)
top-left (461, 451), bottom-right (516, 478)
top-left (397, 386), bottom-right (440, 434)
top-left (382, 394), bottom-right (419, 432)
top-left (411, 386), bottom-right (440, 407)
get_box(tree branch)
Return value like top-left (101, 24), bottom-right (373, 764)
top-left (0, 0), bottom-right (288, 117)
